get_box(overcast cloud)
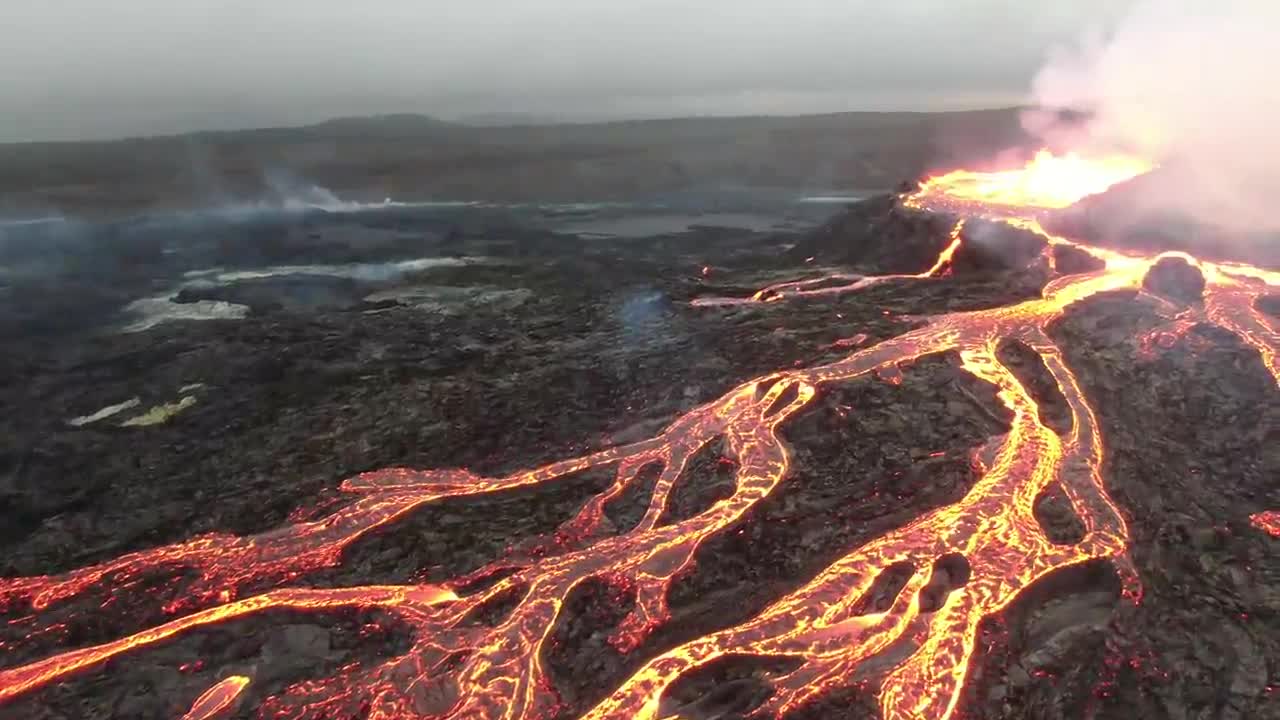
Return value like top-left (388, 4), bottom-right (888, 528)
top-left (2, 1), bottom-right (1135, 142)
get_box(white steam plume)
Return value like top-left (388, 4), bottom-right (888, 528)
top-left (1024, 0), bottom-right (1280, 230)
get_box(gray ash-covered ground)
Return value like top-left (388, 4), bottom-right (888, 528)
top-left (0, 194), bottom-right (1277, 719)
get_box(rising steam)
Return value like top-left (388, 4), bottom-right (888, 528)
top-left (1023, 0), bottom-right (1280, 230)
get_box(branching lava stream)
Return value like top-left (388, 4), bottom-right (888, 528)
top-left (2, 151), bottom-right (1277, 720)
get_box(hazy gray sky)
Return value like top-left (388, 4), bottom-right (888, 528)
top-left (2, 1), bottom-right (1135, 142)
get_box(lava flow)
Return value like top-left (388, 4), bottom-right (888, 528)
top-left (691, 221), bottom-right (965, 307)
top-left (1253, 511), bottom-right (1280, 539)
top-left (2, 150), bottom-right (1276, 720)
top-left (914, 149), bottom-right (1154, 214)
top-left (182, 675), bottom-right (251, 720)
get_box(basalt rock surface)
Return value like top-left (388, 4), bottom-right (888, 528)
top-left (0, 198), bottom-right (1276, 720)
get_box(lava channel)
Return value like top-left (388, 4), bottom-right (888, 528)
top-left (1, 150), bottom-right (1276, 720)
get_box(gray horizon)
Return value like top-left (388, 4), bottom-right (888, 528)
top-left (3, 1), bottom-right (1134, 143)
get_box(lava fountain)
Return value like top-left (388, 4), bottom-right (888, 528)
top-left (1, 151), bottom-right (1275, 720)
top-left (911, 149), bottom-right (1155, 214)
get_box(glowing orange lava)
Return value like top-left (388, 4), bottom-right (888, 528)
top-left (691, 220), bottom-right (965, 307)
top-left (1, 151), bottom-right (1275, 720)
top-left (912, 149), bottom-right (1154, 212)
top-left (182, 675), bottom-right (251, 720)
top-left (1253, 511), bottom-right (1280, 538)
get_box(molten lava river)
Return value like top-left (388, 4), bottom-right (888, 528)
top-left (2, 153), bottom-right (1277, 720)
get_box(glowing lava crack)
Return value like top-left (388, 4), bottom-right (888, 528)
top-left (1, 151), bottom-right (1276, 720)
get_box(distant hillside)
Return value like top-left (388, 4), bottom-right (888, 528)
top-left (457, 112), bottom-right (563, 127)
top-left (161, 114), bottom-right (463, 145)
top-left (0, 108), bottom-right (1031, 216)
top-left (301, 113), bottom-right (460, 136)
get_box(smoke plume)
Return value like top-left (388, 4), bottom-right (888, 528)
top-left (1024, 0), bottom-right (1280, 231)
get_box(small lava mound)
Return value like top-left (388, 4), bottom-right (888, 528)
top-left (1141, 257), bottom-right (1205, 304)
top-left (787, 196), bottom-right (1047, 277)
top-left (951, 219), bottom-right (1047, 273)
top-left (1053, 244), bottom-right (1105, 276)
top-left (787, 195), bottom-right (960, 274)
top-left (1257, 293), bottom-right (1280, 320)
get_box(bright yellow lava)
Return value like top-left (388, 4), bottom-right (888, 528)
top-left (913, 149), bottom-right (1155, 210)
